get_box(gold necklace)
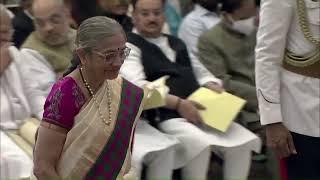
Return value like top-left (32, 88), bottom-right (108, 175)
top-left (297, 0), bottom-right (320, 46)
top-left (79, 67), bottom-right (112, 126)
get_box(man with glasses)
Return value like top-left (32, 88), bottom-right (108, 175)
top-left (19, 0), bottom-right (74, 119)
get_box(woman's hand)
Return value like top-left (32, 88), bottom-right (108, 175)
top-left (177, 99), bottom-right (206, 126)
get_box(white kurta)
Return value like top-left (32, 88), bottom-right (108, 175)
top-left (1, 46), bottom-right (31, 129)
top-left (255, 0), bottom-right (320, 137)
top-left (120, 33), bottom-right (261, 179)
top-left (19, 48), bottom-right (56, 119)
top-left (0, 131), bottom-right (33, 180)
top-left (131, 120), bottom-right (180, 179)
top-left (0, 46), bottom-right (33, 180)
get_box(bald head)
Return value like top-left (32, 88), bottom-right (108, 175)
top-left (32, 0), bottom-right (71, 46)
top-left (32, 0), bottom-right (64, 17)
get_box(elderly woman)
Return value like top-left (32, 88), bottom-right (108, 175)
top-left (33, 16), bottom-right (146, 180)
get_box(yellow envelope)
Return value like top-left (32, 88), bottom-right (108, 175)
top-left (143, 76), bottom-right (170, 110)
top-left (188, 87), bottom-right (246, 132)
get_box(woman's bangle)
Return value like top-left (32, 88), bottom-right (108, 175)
top-left (175, 97), bottom-right (182, 110)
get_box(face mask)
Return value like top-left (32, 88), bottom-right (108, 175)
top-left (231, 17), bottom-right (256, 36)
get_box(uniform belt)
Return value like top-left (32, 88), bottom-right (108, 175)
top-left (282, 49), bottom-right (320, 79)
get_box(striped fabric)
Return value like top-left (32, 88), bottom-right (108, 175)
top-left (85, 79), bottom-right (144, 179)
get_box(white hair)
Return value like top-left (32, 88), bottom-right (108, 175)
top-left (76, 16), bottom-right (126, 50)
top-left (32, 0), bottom-right (64, 12)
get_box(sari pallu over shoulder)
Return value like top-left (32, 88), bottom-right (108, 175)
top-left (56, 77), bottom-right (146, 180)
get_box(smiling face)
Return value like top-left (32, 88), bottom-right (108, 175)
top-left (79, 32), bottom-right (127, 80)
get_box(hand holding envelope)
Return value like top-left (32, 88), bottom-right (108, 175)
top-left (188, 87), bottom-right (246, 132)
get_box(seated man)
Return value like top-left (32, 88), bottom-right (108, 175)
top-left (197, 0), bottom-right (262, 137)
top-left (0, 5), bottom-right (33, 179)
top-left (120, 0), bottom-right (262, 179)
top-left (22, 0), bottom-right (74, 76)
top-left (20, 0), bottom-right (75, 119)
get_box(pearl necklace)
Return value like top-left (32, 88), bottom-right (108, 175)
top-left (79, 67), bottom-right (112, 126)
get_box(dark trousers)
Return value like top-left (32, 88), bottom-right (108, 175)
top-left (286, 132), bottom-right (320, 180)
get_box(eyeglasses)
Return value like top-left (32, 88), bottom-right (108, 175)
top-left (92, 47), bottom-right (131, 64)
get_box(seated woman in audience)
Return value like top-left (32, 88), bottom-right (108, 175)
top-left (0, 4), bottom-right (33, 179)
top-left (33, 16), bottom-right (146, 180)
